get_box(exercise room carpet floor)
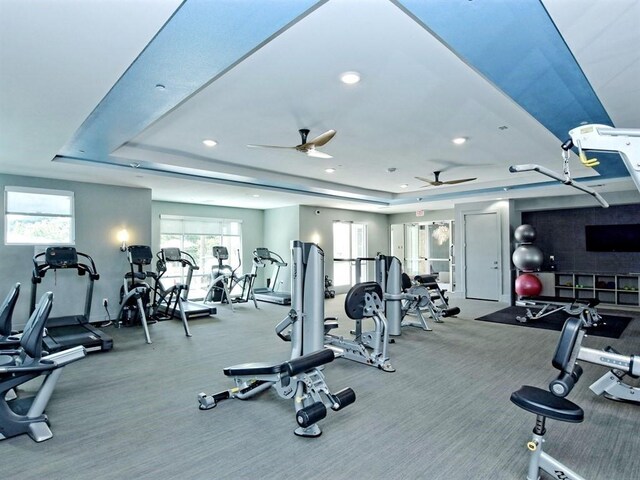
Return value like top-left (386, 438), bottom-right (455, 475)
top-left (6, 296), bottom-right (640, 480)
top-left (475, 306), bottom-right (633, 338)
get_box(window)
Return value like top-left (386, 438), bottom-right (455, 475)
top-left (159, 215), bottom-right (242, 299)
top-left (4, 186), bottom-right (75, 245)
top-left (333, 221), bottom-right (367, 287)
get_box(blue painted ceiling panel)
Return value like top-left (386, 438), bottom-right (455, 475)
top-left (396, 0), bottom-right (625, 179)
top-left (60, 0), bottom-right (325, 159)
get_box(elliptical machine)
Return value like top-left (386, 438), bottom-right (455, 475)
top-left (117, 245), bottom-right (196, 344)
top-left (204, 246), bottom-right (258, 311)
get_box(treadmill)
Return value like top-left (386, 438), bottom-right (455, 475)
top-left (251, 247), bottom-right (292, 305)
top-left (156, 248), bottom-right (216, 319)
top-left (31, 247), bottom-right (113, 353)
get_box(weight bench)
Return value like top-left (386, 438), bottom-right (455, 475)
top-left (515, 295), bottom-right (601, 327)
top-left (198, 348), bottom-right (355, 437)
top-left (413, 275), bottom-right (460, 322)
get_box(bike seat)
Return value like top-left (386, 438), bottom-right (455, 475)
top-left (510, 385), bottom-right (584, 423)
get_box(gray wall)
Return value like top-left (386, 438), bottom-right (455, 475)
top-left (299, 205), bottom-right (389, 293)
top-left (0, 174), bottom-right (151, 328)
top-left (151, 201), bottom-right (264, 282)
top-left (263, 205), bottom-right (299, 293)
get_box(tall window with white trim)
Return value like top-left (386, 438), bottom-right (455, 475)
top-left (4, 186), bottom-right (75, 245)
top-left (159, 215), bottom-right (242, 299)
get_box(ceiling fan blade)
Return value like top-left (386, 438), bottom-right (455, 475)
top-left (303, 129), bottom-right (336, 148)
top-left (247, 144), bottom-right (296, 150)
top-left (306, 149), bottom-right (332, 159)
top-left (442, 177), bottom-right (477, 185)
top-left (414, 176), bottom-right (437, 185)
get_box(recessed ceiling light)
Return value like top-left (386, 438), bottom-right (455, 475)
top-left (202, 139), bottom-right (217, 147)
top-left (498, 125), bottom-right (508, 130)
top-left (386, 167), bottom-right (397, 173)
top-left (252, 194), bottom-right (260, 198)
top-left (452, 137), bottom-right (467, 145)
top-left (340, 71), bottom-right (361, 85)
top-left (400, 184), bottom-right (408, 188)
top-left (129, 162), bottom-right (140, 168)
top-left (325, 168), bottom-right (336, 173)
top-left (155, 84), bottom-right (166, 90)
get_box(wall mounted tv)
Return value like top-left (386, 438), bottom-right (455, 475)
top-left (585, 224), bottom-right (640, 252)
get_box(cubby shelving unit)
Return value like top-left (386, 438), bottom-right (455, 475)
top-left (554, 272), bottom-right (640, 307)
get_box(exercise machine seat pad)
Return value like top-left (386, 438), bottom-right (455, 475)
top-left (511, 386), bottom-right (584, 423)
top-left (223, 361), bottom-right (286, 377)
top-left (345, 282), bottom-right (383, 320)
top-left (552, 317), bottom-right (582, 371)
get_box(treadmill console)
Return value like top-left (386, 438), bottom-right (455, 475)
top-left (255, 247), bottom-right (270, 260)
top-left (128, 245), bottom-right (153, 265)
top-left (45, 247), bottom-right (78, 268)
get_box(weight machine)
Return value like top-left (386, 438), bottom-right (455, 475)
top-left (197, 241), bottom-right (355, 437)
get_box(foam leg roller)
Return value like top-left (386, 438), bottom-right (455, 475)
top-left (296, 402), bottom-right (327, 428)
top-left (331, 388), bottom-right (356, 411)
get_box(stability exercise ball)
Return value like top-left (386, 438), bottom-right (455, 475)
top-left (514, 224), bottom-right (536, 243)
top-left (515, 273), bottom-right (542, 297)
top-left (512, 244), bottom-right (544, 271)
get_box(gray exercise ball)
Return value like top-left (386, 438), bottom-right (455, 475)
top-left (514, 224), bottom-right (536, 243)
top-left (512, 244), bottom-right (543, 271)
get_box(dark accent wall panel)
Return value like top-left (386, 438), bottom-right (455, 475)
top-left (522, 205), bottom-right (640, 273)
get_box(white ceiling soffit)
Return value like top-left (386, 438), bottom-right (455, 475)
top-left (1, 0), bottom-right (637, 213)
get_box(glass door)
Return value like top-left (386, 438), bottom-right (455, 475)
top-left (333, 221), bottom-right (367, 288)
top-left (426, 221), bottom-right (454, 291)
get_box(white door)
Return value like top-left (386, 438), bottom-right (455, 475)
top-left (464, 212), bottom-right (500, 301)
top-left (390, 224), bottom-right (404, 262)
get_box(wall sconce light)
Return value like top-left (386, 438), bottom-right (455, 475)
top-left (117, 229), bottom-right (129, 252)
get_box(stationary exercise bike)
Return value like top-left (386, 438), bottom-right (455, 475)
top-left (197, 241), bottom-right (355, 437)
top-left (510, 316), bottom-right (639, 479)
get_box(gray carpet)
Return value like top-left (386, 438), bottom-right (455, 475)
top-left (5, 297), bottom-right (639, 480)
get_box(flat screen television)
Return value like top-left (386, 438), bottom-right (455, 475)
top-left (585, 224), bottom-right (640, 252)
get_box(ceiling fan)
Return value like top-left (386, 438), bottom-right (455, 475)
top-left (247, 128), bottom-right (336, 159)
top-left (415, 171), bottom-right (477, 187)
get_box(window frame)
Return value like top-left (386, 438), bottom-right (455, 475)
top-left (4, 186), bottom-right (76, 246)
